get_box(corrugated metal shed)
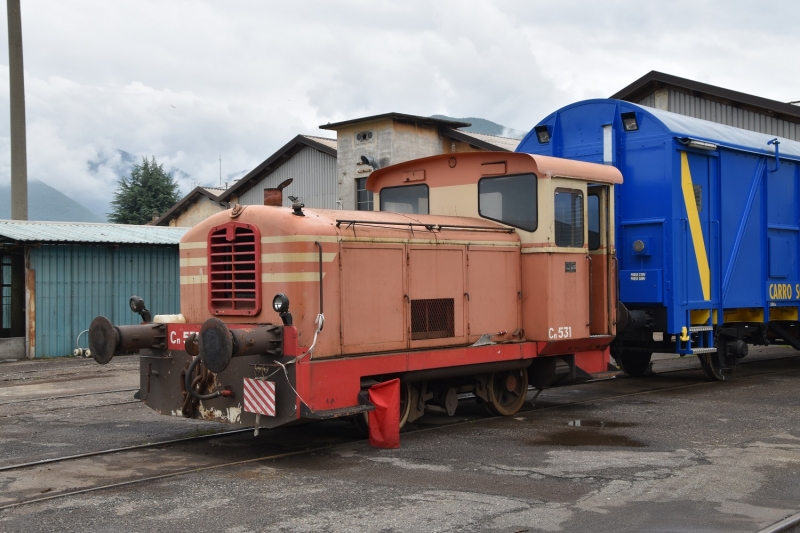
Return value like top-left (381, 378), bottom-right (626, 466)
top-left (29, 245), bottom-right (181, 357)
top-left (614, 71), bottom-right (800, 142)
top-left (0, 220), bottom-right (186, 358)
top-left (0, 220), bottom-right (188, 244)
top-left (238, 145), bottom-right (338, 209)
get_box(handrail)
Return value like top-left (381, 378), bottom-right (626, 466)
top-left (335, 219), bottom-right (515, 234)
top-left (314, 241), bottom-right (324, 331)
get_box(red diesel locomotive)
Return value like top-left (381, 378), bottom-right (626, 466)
top-left (89, 152), bottom-right (623, 431)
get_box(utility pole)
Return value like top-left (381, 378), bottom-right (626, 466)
top-left (7, 0), bottom-right (28, 220)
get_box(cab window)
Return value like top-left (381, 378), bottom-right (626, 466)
top-left (555, 188), bottom-right (584, 247)
top-left (588, 193), bottom-right (600, 251)
top-left (380, 184), bottom-right (429, 214)
top-left (478, 173), bottom-right (537, 231)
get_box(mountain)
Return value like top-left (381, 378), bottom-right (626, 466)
top-left (0, 181), bottom-right (103, 223)
top-left (431, 115), bottom-right (527, 139)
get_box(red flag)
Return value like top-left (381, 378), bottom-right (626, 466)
top-left (368, 378), bottom-right (400, 449)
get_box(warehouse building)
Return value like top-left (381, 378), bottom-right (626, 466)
top-left (613, 71), bottom-right (800, 141)
top-left (0, 220), bottom-right (187, 359)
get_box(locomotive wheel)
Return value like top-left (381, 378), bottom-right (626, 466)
top-left (487, 368), bottom-right (528, 417)
top-left (699, 349), bottom-right (732, 382)
top-left (354, 381), bottom-right (413, 435)
top-left (617, 351), bottom-right (652, 378)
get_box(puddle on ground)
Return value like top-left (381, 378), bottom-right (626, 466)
top-left (527, 430), bottom-right (646, 448)
top-left (567, 420), bottom-right (638, 428)
top-left (525, 420), bottom-right (644, 447)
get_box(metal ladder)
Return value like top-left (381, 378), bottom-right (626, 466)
top-left (676, 312), bottom-right (715, 355)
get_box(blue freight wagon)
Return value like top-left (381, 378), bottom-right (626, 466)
top-left (517, 99), bottom-right (800, 380)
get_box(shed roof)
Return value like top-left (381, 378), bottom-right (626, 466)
top-left (154, 186), bottom-right (224, 226)
top-left (0, 219), bottom-right (189, 244)
top-left (320, 112), bottom-right (471, 130)
top-left (218, 134), bottom-right (337, 202)
top-left (612, 71), bottom-right (800, 124)
top-left (440, 128), bottom-right (520, 152)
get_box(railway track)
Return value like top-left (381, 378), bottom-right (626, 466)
top-left (0, 388), bottom-right (139, 406)
top-left (2, 353), bottom-right (800, 519)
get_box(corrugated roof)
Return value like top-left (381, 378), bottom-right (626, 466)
top-left (0, 219), bottom-right (189, 244)
top-left (302, 135), bottom-right (337, 150)
top-left (612, 71), bottom-right (800, 124)
top-left (458, 131), bottom-right (521, 151)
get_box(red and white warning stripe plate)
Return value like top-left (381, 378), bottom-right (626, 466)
top-left (243, 378), bottom-right (276, 416)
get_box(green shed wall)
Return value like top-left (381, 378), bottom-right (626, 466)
top-left (30, 244), bottom-right (180, 357)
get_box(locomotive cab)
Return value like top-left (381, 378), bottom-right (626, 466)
top-left (367, 152), bottom-right (621, 343)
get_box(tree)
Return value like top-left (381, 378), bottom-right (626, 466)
top-left (108, 156), bottom-right (182, 225)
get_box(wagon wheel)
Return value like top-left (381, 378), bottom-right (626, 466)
top-left (617, 351), bottom-right (652, 377)
top-left (699, 348), bottom-right (733, 382)
top-left (353, 381), bottom-right (413, 435)
top-left (487, 368), bottom-right (528, 417)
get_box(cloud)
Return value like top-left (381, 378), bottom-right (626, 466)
top-left (0, 0), bottom-right (798, 219)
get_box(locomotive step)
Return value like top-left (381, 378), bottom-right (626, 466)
top-left (691, 347), bottom-right (718, 354)
top-left (688, 326), bottom-right (714, 332)
top-left (300, 403), bottom-right (375, 420)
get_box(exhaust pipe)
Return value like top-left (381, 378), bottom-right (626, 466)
top-left (263, 178), bottom-right (294, 207)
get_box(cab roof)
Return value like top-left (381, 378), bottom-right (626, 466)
top-left (366, 151), bottom-right (622, 192)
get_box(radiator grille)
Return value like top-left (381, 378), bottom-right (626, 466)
top-left (411, 298), bottom-right (455, 340)
top-left (207, 222), bottom-right (261, 316)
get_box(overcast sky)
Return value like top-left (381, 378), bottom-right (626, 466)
top-left (0, 1), bottom-right (798, 218)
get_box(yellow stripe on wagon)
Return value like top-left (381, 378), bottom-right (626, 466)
top-left (680, 152), bottom-right (711, 301)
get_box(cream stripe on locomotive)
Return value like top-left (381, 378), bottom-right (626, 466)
top-left (262, 272), bottom-right (327, 282)
top-left (179, 257), bottom-right (208, 267)
top-left (261, 253), bottom-right (337, 263)
top-left (179, 272), bottom-right (328, 284)
top-left (261, 235), bottom-right (339, 244)
top-left (179, 241), bottom-right (208, 250)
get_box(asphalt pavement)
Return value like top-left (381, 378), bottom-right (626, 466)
top-left (1, 348), bottom-right (800, 532)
